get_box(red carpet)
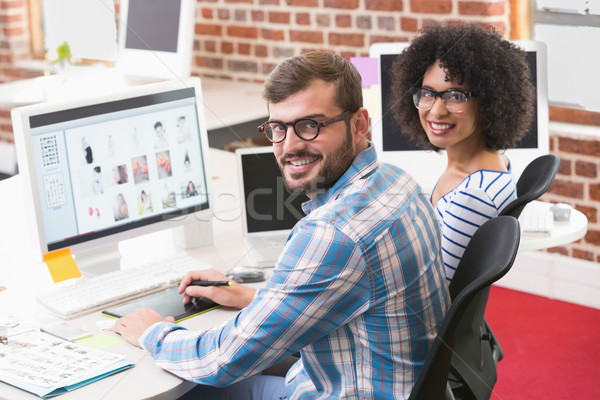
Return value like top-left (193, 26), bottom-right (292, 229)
top-left (485, 286), bottom-right (600, 400)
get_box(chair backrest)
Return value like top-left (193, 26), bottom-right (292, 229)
top-left (408, 216), bottom-right (520, 400)
top-left (500, 154), bottom-right (560, 218)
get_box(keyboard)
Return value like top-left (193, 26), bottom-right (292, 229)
top-left (519, 206), bottom-right (554, 234)
top-left (37, 253), bottom-right (213, 319)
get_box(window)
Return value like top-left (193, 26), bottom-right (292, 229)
top-left (530, 0), bottom-right (600, 112)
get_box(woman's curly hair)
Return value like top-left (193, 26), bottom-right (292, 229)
top-left (389, 23), bottom-right (535, 151)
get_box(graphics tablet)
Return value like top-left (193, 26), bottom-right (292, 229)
top-left (102, 287), bottom-right (220, 322)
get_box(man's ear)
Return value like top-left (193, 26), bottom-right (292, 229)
top-left (352, 107), bottom-right (370, 143)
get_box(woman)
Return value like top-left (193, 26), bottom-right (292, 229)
top-left (390, 24), bottom-right (535, 281)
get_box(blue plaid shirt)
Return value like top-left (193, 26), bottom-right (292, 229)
top-left (140, 144), bottom-right (449, 399)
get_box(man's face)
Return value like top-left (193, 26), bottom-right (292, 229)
top-left (271, 80), bottom-right (357, 198)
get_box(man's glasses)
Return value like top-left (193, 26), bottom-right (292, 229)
top-left (258, 111), bottom-right (351, 143)
top-left (410, 87), bottom-right (474, 113)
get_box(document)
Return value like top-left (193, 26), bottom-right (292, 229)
top-left (0, 330), bottom-right (133, 398)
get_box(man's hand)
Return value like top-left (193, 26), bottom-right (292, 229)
top-left (179, 269), bottom-right (256, 310)
top-left (112, 308), bottom-right (175, 347)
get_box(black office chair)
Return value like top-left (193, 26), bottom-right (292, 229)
top-left (408, 216), bottom-right (520, 400)
top-left (447, 155), bottom-right (560, 400)
top-left (500, 154), bottom-right (561, 219)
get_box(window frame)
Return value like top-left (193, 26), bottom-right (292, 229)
top-left (511, 0), bottom-right (600, 124)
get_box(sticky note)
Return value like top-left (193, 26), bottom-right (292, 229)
top-left (350, 57), bottom-right (379, 86)
top-left (43, 248), bottom-right (81, 283)
top-left (75, 334), bottom-right (124, 350)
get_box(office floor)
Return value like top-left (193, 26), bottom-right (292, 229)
top-left (486, 286), bottom-right (600, 399)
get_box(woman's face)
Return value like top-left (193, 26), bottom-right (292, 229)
top-left (418, 62), bottom-right (481, 151)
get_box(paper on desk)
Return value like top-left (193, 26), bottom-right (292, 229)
top-left (0, 330), bottom-right (133, 398)
top-left (43, 248), bottom-right (81, 283)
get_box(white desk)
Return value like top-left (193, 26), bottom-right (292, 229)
top-left (0, 148), bottom-right (589, 399)
top-left (0, 149), bottom-right (257, 400)
top-left (518, 202), bottom-right (588, 252)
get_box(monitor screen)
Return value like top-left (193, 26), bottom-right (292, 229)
top-left (369, 40), bottom-right (549, 194)
top-left (12, 78), bottom-right (211, 273)
top-left (116, 0), bottom-right (196, 79)
top-left (238, 148), bottom-right (306, 234)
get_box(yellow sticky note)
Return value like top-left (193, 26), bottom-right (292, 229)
top-left (43, 248), bottom-right (81, 283)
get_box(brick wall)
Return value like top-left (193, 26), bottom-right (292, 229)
top-left (0, 0), bottom-right (598, 263)
top-left (192, 0), bottom-right (508, 82)
top-left (543, 128), bottom-right (600, 263)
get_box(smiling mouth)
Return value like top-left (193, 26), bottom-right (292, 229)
top-left (289, 158), bottom-right (317, 166)
top-left (429, 121), bottom-right (454, 131)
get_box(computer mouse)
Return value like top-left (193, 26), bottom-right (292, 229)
top-left (226, 266), bottom-right (266, 283)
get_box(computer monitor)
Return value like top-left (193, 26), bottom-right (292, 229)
top-left (368, 40), bottom-right (549, 194)
top-left (11, 78), bottom-right (211, 275)
top-left (116, 0), bottom-right (196, 80)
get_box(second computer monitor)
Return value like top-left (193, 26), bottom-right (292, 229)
top-left (369, 40), bottom-right (549, 194)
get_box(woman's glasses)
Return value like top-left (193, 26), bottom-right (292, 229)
top-left (410, 87), bottom-right (474, 113)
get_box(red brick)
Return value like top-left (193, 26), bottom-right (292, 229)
top-left (296, 13), bottom-right (311, 25)
top-left (238, 43), bottom-right (251, 56)
top-left (221, 41), bottom-right (234, 54)
top-left (584, 229), bottom-right (600, 246)
top-left (575, 160), bottom-right (597, 178)
top-left (201, 8), bottom-right (214, 19)
top-left (366, 0), bottom-right (403, 11)
top-left (235, 10), bottom-right (247, 21)
top-left (285, 0), bottom-right (318, 6)
top-left (401, 17), bottom-right (419, 32)
top-left (410, 0), bottom-right (452, 14)
top-left (356, 16), bottom-right (372, 29)
top-left (290, 30), bottom-right (324, 44)
top-left (324, 0), bottom-right (359, 8)
top-left (262, 29), bottom-right (285, 41)
top-left (269, 11), bottom-right (291, 24)
top-left (218, 8), bottom-right (231, 20)
top-left (547, 179), bottom-right (584, 199)
top-left (225, 0), bottom-right (252, 3)
top-left (590, 183), bottom-right (600, 202)
top-left (336, 14), bottom-right (352, 28)
top-left (458, 1), bottom-right (504, 16)
top-left (196, 24), bottom-right (222, 36)
top-left (255, 44), bottom-right (268, 57)
top-left (559, 137), bottom-right (600, 157)
top-left (557, 158), bottom-right (572, 176)
top-left (316, 14), bottom-right (331, 27)
top-left (195, 56), bottom-right (223, 69)
top-left (378, 16), bottom-right (396, 31)
top-left (260, 0), bottom-right (280, 4)
top-left (575, 204), bottom-right (598, 223)
top-left (572, 248), bottom-right (595, 261)
top-left (546, 246), bottom-right (569, 256)
top-left (227, 26), bottom-right (259, 39)
top-left (251, 11), bottom-right (265, 22)
top-left (204, 40), bottom-right (217, 52)
top-left (329, 32), bottom-right (364, 47)
top-left (370, 36), bottom-right (409, 45)
top-left (227, 60), bottom-right (258, 72)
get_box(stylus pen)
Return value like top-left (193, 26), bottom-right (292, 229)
top-left (189, 280), bottom-right (233, 287)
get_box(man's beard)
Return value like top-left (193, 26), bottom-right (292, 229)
top-left (278, 129), bottom-right (355, 196)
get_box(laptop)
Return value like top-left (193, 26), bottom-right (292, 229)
top-left (235, 147), bottom-right (306, 266)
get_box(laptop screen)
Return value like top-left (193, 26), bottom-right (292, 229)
top-left (238, 148), bottom-right (306, 234)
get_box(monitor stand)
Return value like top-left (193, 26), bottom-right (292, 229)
top-left (74, 243), bottom-right (122, 277)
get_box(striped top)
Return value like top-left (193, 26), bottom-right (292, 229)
top-left (433, 169), bottom-right (517, 282)
top-left (139, 144), bottom-right (449, 399)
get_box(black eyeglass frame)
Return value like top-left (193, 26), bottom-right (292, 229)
top-left (257, 110), bottom-right (352, 143)
top-left (410, 87), bottom-right (475, 111)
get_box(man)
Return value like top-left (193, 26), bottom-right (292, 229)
top-left (113, 51), bottom-right (449, 399)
